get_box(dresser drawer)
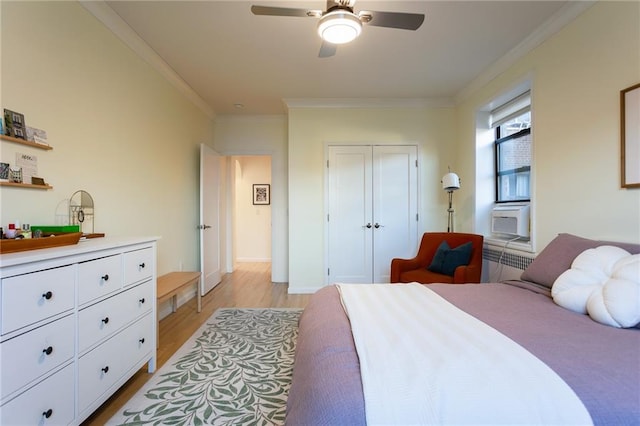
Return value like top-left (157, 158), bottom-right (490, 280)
top-left (78, 280), bottom-right (153, 353)
top-left (78, 254), bottom-right (123, 305)
top-left (1, 314), bottom-right (74, 400)
top-left (1, 265), bottom-right (75, 335)
top-left (126, 279), bottom-right (154, 317)
top-left (78, 312), bottom-right (153, 414)
top-left (0, 363), bottom-right (74, 426)
top-left (124, 247), bottom-right (153, 287)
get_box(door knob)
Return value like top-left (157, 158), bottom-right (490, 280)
top-left (363, 223), bottom-right (372, 229)
top-left (374, 223), bottom-right (383, 228)
top-left (198, 224), bottom-right (212, 230)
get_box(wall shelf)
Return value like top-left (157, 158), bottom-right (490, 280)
top-left (1, 134), bottom-right (53, 189)
top-left (0, 134), bottom-right (53, 150)
top-left (0, 181), bottom-right (53, 190)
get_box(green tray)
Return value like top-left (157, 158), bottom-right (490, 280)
top-left (31, 225), bottom-right (80, 233)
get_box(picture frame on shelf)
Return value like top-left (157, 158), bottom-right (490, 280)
top-left (26, 126), bottom-right (49, 146)
top-left (3, 109), bottom-right (26, 140)
top-left (0, 163), bottom-right (9, 181)
top-left (9, 167), bottom-right (23, 183)
top-left (621, 83), bottom-right (640, 188)
top-left (252, 184), bottom-right (270, 205)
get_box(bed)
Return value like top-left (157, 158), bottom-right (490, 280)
top-left (286, 234), bottom-right (640, 425)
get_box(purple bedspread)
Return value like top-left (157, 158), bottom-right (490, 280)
top-left (286, 283), bottom-right (640, 425)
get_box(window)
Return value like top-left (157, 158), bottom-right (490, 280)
top-left (491, 92), bottom-right (531, 203)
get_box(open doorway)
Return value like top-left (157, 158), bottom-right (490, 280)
top-left (231, 155), bottom-right (272, 270)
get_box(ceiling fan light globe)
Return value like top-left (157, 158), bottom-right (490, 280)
top-left (317, 11), bottom-right (362, 44)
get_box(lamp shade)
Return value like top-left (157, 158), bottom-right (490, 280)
top-left (317, 11), bottom-right (362, 44)
top-left (442, 172), bottom-right (460, 191)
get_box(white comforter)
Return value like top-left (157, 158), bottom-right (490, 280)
top-left (337, 283), bottom-right (593, 425)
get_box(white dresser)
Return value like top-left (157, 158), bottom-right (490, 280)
top-left (0, 237), bottom-right (158, 425)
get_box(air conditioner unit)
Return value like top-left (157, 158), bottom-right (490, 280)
top-left (491, 205), bottom-right (530, 238)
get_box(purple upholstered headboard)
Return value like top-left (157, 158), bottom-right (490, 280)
top-left (520, 233), bottom-right (640, 289)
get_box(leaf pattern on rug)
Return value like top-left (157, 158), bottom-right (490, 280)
top-left (116, 309), bottom-right (302, 426)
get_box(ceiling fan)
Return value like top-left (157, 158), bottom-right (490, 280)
top-left (251, 0), bottom-right (425, 57)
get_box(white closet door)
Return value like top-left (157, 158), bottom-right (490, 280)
top-left (327, 146), bottom-right (373, 283)
top-left (372, 145), bottom-right (418, 282)
top-left (327, 145), bottom-right (418, 284)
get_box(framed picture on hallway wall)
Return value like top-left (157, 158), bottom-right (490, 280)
top-left (621, 82), bottom-right (640, 188)
top-left (253, 184), bottom-right (270, 205)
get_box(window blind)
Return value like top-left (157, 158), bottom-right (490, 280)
top-left (490, 91), bottom-right (531, 128)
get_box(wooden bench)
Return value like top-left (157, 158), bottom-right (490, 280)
top-left (157, 271), bottom-right (202, 347)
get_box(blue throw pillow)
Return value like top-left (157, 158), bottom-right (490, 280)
top-left (427, 241), bottom-right (473, 276)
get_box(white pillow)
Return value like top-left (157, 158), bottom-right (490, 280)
top-left (552, 246), bottom-right (640, 328)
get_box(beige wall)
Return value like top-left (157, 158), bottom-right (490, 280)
top-left (233, 156), bottom-right (271, 262)
top-left (455, 1), bottom-right (640, 251)
top-left (213, 115), bottom-right (288, 281)
top-left (287, 106), bottom-right (456, 292)
top-left (0, 2), bottom-right (213, 275)
top-left (3, 1), bottom-right (637, 296)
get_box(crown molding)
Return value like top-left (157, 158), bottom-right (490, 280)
top-left (455, 0), bottom-right (596, 105)
top-left (283, 97), bottom-right (455, 109)
top-left (79, 1), bottom-right (215, 119)
top-left (214, 114), bottom-right (286, 122)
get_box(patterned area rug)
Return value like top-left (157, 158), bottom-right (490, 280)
top-left (108, 308), bottom-right (302, 425)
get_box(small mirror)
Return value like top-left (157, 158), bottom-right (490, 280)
top-left (69, 190), bottom-right (94, 235)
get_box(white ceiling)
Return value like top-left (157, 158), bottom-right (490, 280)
top-left (95, 1), bottom-right (587, 116)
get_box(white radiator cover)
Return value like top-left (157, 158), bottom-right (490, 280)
top-left (482, 247), bottom-right (534, 282)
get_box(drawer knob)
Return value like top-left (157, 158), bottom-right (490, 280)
top-left (101, 317), bottom-right (110, 324)
top-left (102, 366), bottom-right (109, 374)
top-left (139, 262), bottom-right (146, 269)
top-left (139, 337), bottom-right (145, 344)
top-left (42, 291), bottom-right (53, 300)
top-left (42, 346), bottom-right (53, 356)
top-left (139, 297), bottom-right (145, 304)
top-left (42, 409), bottom-right (53, 419)
top-left (101, 274), bottom-right (109, 281)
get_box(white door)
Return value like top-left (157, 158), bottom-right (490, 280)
top-left (372, 145), bottom-right (418, 282)
top-left (327, 145), bottom-right (418, 283)
top-left (327, 146), bottom-right (373, 283)
top-left (199, 144), bottom-right (222, 295)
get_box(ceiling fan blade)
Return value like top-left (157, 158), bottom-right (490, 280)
top-left (319, 41), bottom-right (337, 58)
top-left (361, 10), bottom-right (425, 30)
top-left (251, 5), bottom-right (311, 17)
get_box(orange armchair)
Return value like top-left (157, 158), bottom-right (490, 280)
top-left (390, 232), bottom-right (483, 284)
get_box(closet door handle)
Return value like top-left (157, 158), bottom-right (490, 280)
top-left (363, 223), bottom-right (372, 229)
top-left (374, 223), bottom-right (384, 229)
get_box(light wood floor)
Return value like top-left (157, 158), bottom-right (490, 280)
top-left (82, 262), bottom-right (311, 425)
